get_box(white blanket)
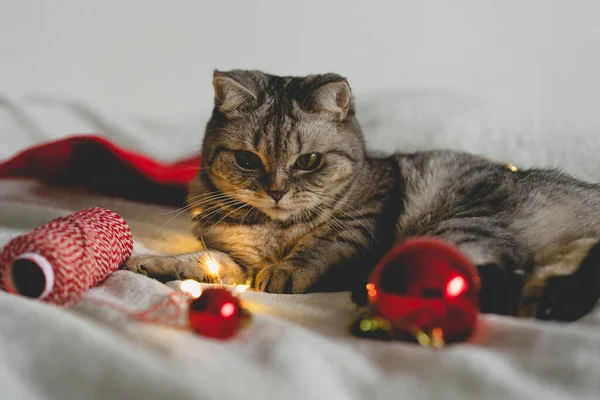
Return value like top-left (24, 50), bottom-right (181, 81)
top-left (1, 93), bottom-right (600, 400)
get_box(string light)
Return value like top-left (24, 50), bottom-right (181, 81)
top-left (234, 284), bottom-right (248, 294)
top-left (206, 258), bottom-right (220, 276)
top-left (87, 255), bottom-right (251, 341)
top-left (505, 162), bottom-right (519, 172)
top-left (199, 252), bottom-right (224, 286)
top-left (366, 283), bottom-right (377, 299)
top-left (431, 327), bottom-right (445, 348)
top-left (179, 279), bottom-right (203, 299)
top-left (195, 236), bottom-right (249, 293)
top-left (198, 234), bottom-right (222, 284)
top-left (176, 242), bottom-right (252, 339)
top-left (352, 307), bottom-right (447, 347)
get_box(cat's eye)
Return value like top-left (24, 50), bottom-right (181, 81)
top-left (234, 150), bottom-right (263, 170)
top-left (294, 153), bottom-right (323, 171)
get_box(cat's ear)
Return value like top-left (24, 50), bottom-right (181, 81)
top-left (305, 79), bottom-right (352, 120)
top-left (213, 70), bottom-right (257, 114)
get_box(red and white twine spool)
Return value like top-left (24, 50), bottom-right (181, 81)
top-left (0, 207), bottom-right (133, 306)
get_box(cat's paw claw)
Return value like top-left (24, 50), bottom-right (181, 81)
top-left (124, 255), bottom-right (154, 276)
top-left (137, 263), bottom-right (150, 276)
top-left (254, 265), bottom-right (318, 294)
top-left (255, 265), bottom-right (292, 293)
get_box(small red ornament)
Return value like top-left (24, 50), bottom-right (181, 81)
top-left (352, 237), bottom-right (481, 346)
top-left (188, 287), bottom-right (250, 340)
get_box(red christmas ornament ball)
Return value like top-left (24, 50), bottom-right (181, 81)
top-left (367, 237), bottom-right (481, 343)
top-left (188, 287), bottom-right (248, 340)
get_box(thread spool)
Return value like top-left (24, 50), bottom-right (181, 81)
top-left (0, 207), bottom-right (133, 306)
top-left (4, 252), bottom-right (55, 299)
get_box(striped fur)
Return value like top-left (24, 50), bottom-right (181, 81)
top-left (125, 70), bottom-right (600, 321)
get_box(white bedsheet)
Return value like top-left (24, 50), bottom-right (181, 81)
top-left (1, 93), bottom-right (600, 400)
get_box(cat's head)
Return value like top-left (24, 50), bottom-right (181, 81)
top-left (195, 70), bottom-right (365, 222)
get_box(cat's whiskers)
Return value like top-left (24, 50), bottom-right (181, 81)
top-left (192, 198), bottom-right (245, 228)
top-left (189, 189), bottom-right (246, 203)
top-left (207, 203), bottom-right (250, 233)
top-left (333, 206), bottom-right (378, 247)
top-left (187, 191), bottom-right (246, 211)
top-left (156, 191), bottom-right (227, 215)
top-left (300, 208), bottom-right (314, 225)
top-left (240, 206), bottom-right (255, 225)
top-left (156, 191), bottom-right (244, 230)
top-left (329, 216), bottom-right (369, 257)
top-left (315, 201), bottom-right (371, 255)
top-left (157, 190), bottom-right (240, 216)
top-left (193, 198), bottom-right (251, 234)
top-left (313, 205), bottom-right (356, 252)
top-left (192, 199), bottom-right (239, 227)
top-left (314, 205), bottom-right (348, 240)
top-left (321, 194), bottom-right (379, 246)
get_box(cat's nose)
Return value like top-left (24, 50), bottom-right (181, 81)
top-left (267, 190), bottom-right (287, 202)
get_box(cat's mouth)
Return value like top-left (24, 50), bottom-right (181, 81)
top-left (262, 207), bottom-right (292, 220)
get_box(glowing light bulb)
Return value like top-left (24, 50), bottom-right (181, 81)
top-left (220, 302), bottom-right (236, 318)
top-left (415, 331), bottom-right (431, 347)
top-left (431, 327), bottom-right (445, 348)
top-left (445, 276), bottom-right (468, 298)
top-left (359, 319), bottom-right (373, 331)
top-left (205, 257), bottom-right (220, 276)
top-left (505, 163), bottom-right (519, 173)
top-left (180, 279), bottom-right (202, 298)
top-left (234, 284), bottom-right (248, 294)
top-left (366, 283), bottom-right (377, 299)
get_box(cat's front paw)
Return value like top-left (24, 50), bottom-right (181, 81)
top-left (124, 253), bottom-right (211, 283)
top-left (123, 251), bottom-right (246, 285)
top-left (254, 264), bottom-right (319, 294)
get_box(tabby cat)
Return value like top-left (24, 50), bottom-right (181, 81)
top-left (125, 70), bottom-right (600, 321)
